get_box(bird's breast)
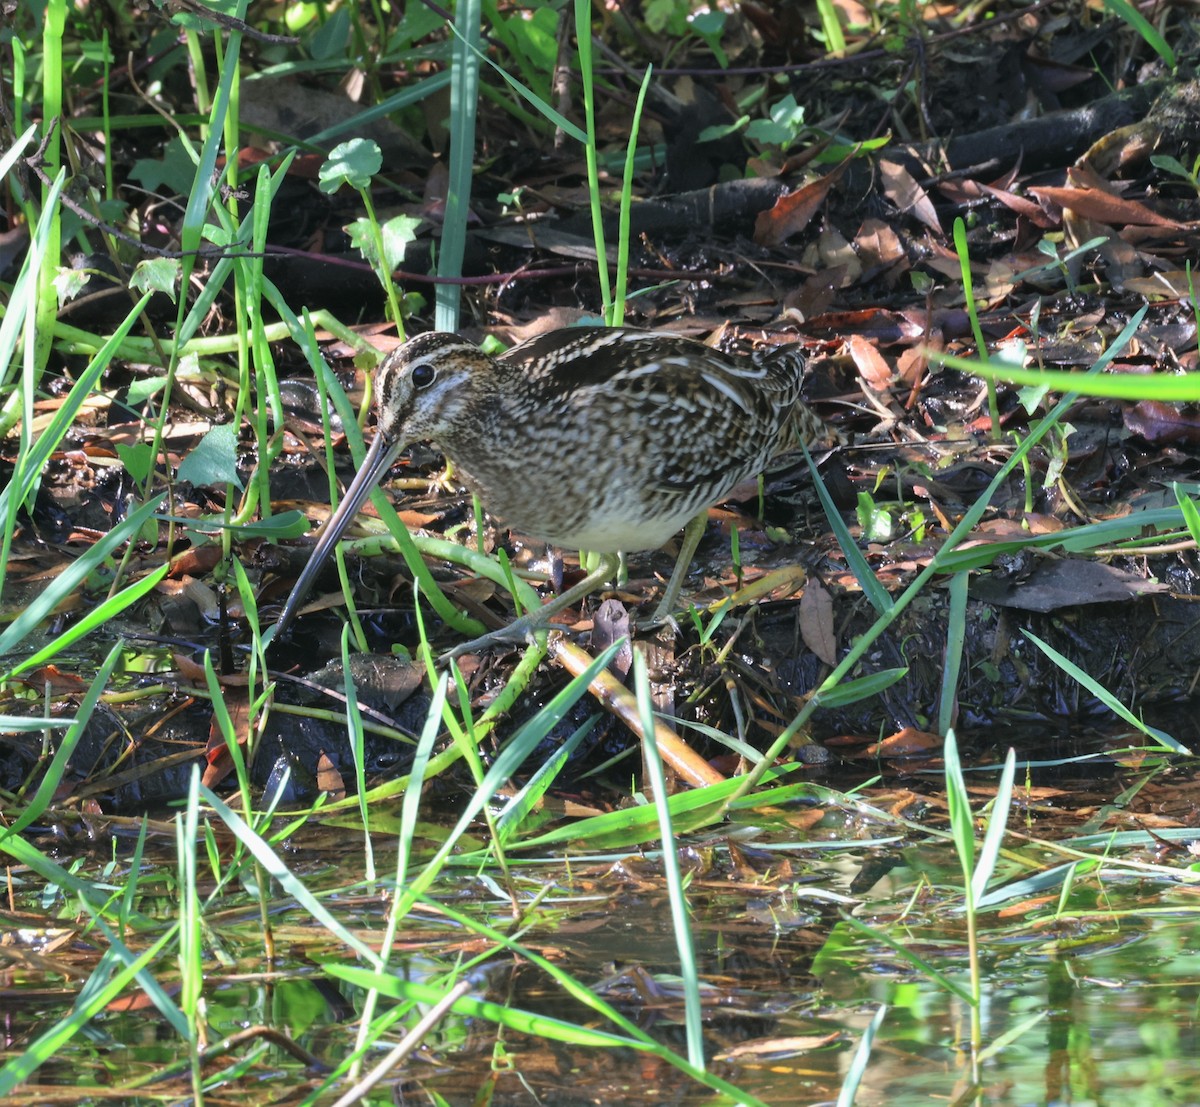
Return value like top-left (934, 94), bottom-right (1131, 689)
top-left (445, 448), bottom-right (706, 553)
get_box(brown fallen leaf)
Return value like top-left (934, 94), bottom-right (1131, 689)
top-left (716, 1033), bottom-right (841, 1060)
top-left (854, 217), bottom-right (906, 269)
top-left (880, 159), bottom-right (942, 233)
top-left (23, 665), bottom-right (87, 693)
top-left (846, 333), bottom-right (894, 391)
top-left (897, 343), bottom-right (932, 387)
top-left (1125, 400), bottom-right (1200, 446)
top-left (174, 653), bottom-right (253, 686)
top-left (316, 751), bottom-right (346, 801)
top-left (753, 164), bottom-right (846, 246)
top-left (167, 545), bottom-right (224, 578)
top-left (977, 182), bottom-right (1058, 227)
top-left (1029, 184), bottom-right (1185, 228)
top-left (799, 576), bottom-right (837, 666)
top-left (972, 557), bottom-right (1169, 613)
top-left (867, 726), bottom-right (942, 758)
top-left (202, 690), bottom-right (252, 789)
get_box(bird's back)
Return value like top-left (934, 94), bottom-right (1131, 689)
top-left (434, 327), bottom-right (823, 552)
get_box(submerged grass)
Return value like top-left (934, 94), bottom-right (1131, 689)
top-left (5, 748), bottom-right (1199, 1102)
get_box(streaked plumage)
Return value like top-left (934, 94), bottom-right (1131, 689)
top-left (275, 326), bottom-right (827, 642)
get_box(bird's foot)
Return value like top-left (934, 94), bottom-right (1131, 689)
top-left (640, 595), bottom-right (687, 635)
top-left (437, 616), bottom-right (560, 663)
top-left (437, 596), bottom-right (690, 664)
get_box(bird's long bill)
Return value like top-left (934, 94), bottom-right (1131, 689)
top-left (274, 431), bottom-right (403, 636)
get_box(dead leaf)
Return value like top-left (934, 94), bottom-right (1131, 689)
top-left (1123, 271), bottom-right (1198, 299)
top-left (981, 259), bottom-right (1016, 303)
top-left (880, 159), bottom-right (942, 233)
top-left (972, 558), bottom-right (1169, 612)
top-left (753, 167), bottom-right (844, 246)
top-left (896, 343), bottom-right (931, 386)
top-left (23, 665), bottom-right (87, 693)
top-left (866, 726), bottom-right (942, 758)
top-left (799, 577), bottom-right (836, 665)
top-left (785, 264), bottom-right (849, 320)
top-left (181, 579), bottom-right (220, 622)
top-left (316, 752), bottom-right (346, 800)
top-left (967, 515), bottom-right (1066, 542)
top-left (167, 545), bottom-right (224, 578)
top-left (846, 333), bottom-right (893, 391)
top-left (977, 182), bottom-right (1058, 227)
top-left (998, 896), bottom-right (1059, 919)
top-left (1125, 400), bottom-right (1200, 446)
top-left (1029, 184), bottom-right (1185, 228)
top-left (174, 654), bottom-right (207, 682)
top-left (498, 308), bottom-right (592, 345)
top-left (717, 1034), bottom-right (841, 1060)
top-left (174, 654), bottom-right (253, 687)
top-left (202, 691), bottom-right (252, 789)
top-left (816, 225), bottom-right (862, 283)
top-left (854, 217), bottom-right (906, 268)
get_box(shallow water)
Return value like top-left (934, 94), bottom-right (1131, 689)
top-left (5, 747), bottom-right (1200, 1106)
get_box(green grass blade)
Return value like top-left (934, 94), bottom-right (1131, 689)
top-left (635, 652), bottom-right (704, 1071)
top-left (971, 747), bottom-right (1015, 902)
top-left (8, 564), bottom-right (169, 678)
top-left (445, 19), bottom-right (585, 142)
top-left (1102, 0), bottom-right (1176, 67)
top-left (495, 714), bottom-right (600, 845)
top-left (0, 833), bottom-right (127, 914)
top-left (395, 641), bottom-right (621, 903)
top-left (943, 730), bottom-right (976, 891)
top-left (33, 0), bottom-right (66, 375)
top-left (90, 913), bottom-right (189, 1037)
top-left (813, 667), bottom-right (908, 709)
top-left (953, 215), bottom-right (999, 435)
top-left (396, 669), bottom-right (449, 888)
top-left (939, 351), bottom-right (1200, 399)
top-left (0, 929), bottom-right (178, 1095)
top-left (612, 65), bottom-right (653, 325)
top-left (838, 913), bottom-right (974, 1004)
top-left (178, 10), bottom-right (243, 260)
top-left (0, 493), bottom-right (165, 660)
top-left (938, 569), bottom-right (968, 736)
top-left (0, 125), bottom-right (40, 402)
top-left (814, 0), bottom-right (846, 54)
top-left (806, 445), bottom-right (893, 613)
top-left (1, 291), bottom-right (153, 519)
top-left (330, 965), bottom-right (649, 1048)
top-left (1174, 482), bottom-right (1200, 544)
top-left (836, 1005), bottom-right (887, 1107)
top-left (575, 0), bottom-right (611, 317)
top-left (435, 0), bottom-right (481, 332)
top-left (1024, 629), bottom-right (1188, 753)
top-left (307, 72), bottom-right (453, 144)
top-left (0, 642), bottom-right (123, 839)
top-left (198, 778), bottom-right (386, 966)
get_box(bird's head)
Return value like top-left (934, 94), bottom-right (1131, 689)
top-left (375, 332), bottom-right (497, 448)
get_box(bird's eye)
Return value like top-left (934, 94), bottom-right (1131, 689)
top-left (411, 364), bottom-right (436, 388)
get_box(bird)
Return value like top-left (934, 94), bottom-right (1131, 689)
top-left (273, 326), bottom-right (829, 650)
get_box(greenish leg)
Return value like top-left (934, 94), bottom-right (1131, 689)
top-left (442, 512), bottom-right (708, 659)
top-left (441, 551), bottom-right (621, 659)
top-left (649, 509), bottom-right (707, 624)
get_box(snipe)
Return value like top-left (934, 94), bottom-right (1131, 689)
top-left (274, 327), bottom-right (829, 648)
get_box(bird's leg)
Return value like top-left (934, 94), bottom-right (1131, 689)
top-left (440, 551), bottom-right (622, 659)
top-left (647, 510), bottom-right (708, 625)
